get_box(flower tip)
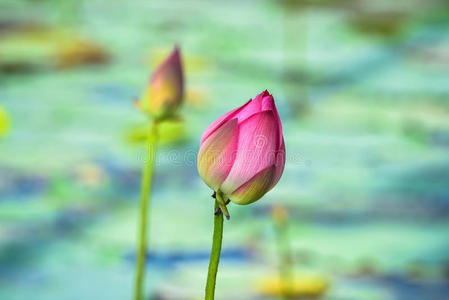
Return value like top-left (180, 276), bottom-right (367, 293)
top-left (171, 46), bottom-right (182, 61)
top-left (272, 205), bottom-right (288, 224)
top-left (261, 89), bottom-right (271, 97)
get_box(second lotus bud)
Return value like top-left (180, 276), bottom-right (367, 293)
top-left (137, 47), bottom-right (184, 119)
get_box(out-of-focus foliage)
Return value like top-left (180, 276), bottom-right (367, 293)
top-left (0, 106), bottom-right (10, 137)
top-left (0, 27), bottom-right (108, 73)
top-left (257, 275), bottom-right (329, 298)
top-left (125, 119), bottom-right (186, 146)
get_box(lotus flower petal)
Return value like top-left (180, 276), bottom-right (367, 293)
top-left (229, 165), bottom-right (276, 205)
top-left (198, 118), bottom-right (239, 190)
top-left (271, 138), bottom-right (285, 189)
top-left (220, 111), bottom-right (279, 195)
top-left (200, 105), bottom-right (244, 145)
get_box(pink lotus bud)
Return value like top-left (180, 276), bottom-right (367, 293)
top-left (198, 90), bottom-right (285, 205)
top-left (137, 47), bottom-right (184, 119)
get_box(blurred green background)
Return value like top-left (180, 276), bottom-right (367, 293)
top-left (1, 0), bottom-right (449, 299)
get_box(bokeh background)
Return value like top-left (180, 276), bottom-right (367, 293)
top-left (1, 0), bottom-right (449, 299)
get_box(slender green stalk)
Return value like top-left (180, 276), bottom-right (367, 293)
top-left (134, 121), bottom-right (158, 300)
top-left (274, 219), bottom-right (294, 299)
top-left (205, 199), bottom-right (224, 300)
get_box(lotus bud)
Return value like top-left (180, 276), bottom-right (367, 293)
top-left (136, 47), bottom-right (184, 119)
top-left (272, 204), bottom-right (288, 226)
top-left (198, 90), bottom-right (285, 206)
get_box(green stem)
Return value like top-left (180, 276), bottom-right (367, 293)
top-left (134, 120), bottom-right (158, 300)
top-left (274, 221), bottom-right (294, 299)
top-left (205, 200), bottom-right (224, 300)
